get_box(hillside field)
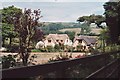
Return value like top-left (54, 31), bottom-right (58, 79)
top-left (59, 28), bottom-right (102, 35)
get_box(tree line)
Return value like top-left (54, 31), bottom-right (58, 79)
top-left (41, 22), bottom-right (80, 35)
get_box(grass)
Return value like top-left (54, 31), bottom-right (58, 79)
top-left (59, 28), bottom-right (81, 34)
top-left (31, 49), bottom-right (42, 52)
top-left (59, 28), bottom-right (102, 35)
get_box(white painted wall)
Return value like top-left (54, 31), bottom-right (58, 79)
top-left (64, 39), bottom-right (73, 46)
top-left (73, 39), bottom-right (89, 50)
top-left (44, 39), bottom-right (55, 47)
top-left (35, 41), bottom-right (45, 49)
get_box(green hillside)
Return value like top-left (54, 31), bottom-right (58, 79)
top-left (41, 22), bottom-right (101, 35)
top-left (41, 22), bottom-right (80, 35)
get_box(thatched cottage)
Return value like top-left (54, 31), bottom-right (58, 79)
top-left (73, 35), bottom-right (97, 51)
top-left (44, 34), bottom-right (72, 47)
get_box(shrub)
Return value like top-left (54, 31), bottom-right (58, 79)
top-left (54, 44), bottom-right (61, 52)
top-left (76, 45), bottom-right (82, 51)
top-left (4, 45), bottom-right (19, 53)
top-left (31, 47), bottom-right (46, 52)
top-left (60, 44), bottom-right (65, 50)
top-left (64, 45), bottom-right (73, 52)
top-left (28, 54), bottom-right (37, 65)
top-left (2, 54), bottom-right (17, 69)
top-left (45, 46), bottom-right (54, 52)
top-left (31, 49), bottom-right (42, 52)
top-left (48, 52), bottom-right (72, 63)
top-left (75, 54), bottom-right (86, 58)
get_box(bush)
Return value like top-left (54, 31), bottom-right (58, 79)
top-left (28, 54), bottom-right (37, 65)
top-left (45, 46), bottom-right (54, 52)
top-left (5, 45), bottom-right (19, 53)
top-left (75, 54), bottom-right (86, 58)
top-left (54, 44), bottom-right (61, 52)
top-left (31, 49), bottom-right (42, 52)
top-left (31, 48), bottom-right (46, 52)
top-left (64, 45), bottom-right (73, 52)
top-left (2, 54), bottom-right (17, 69)
top-left (48, 52), bottom-right (72, 63)
top-left (76, 45), bottom-right (82, 51)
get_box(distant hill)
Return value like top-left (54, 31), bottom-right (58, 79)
top-left (40, 22), bottom-right (102, 35)
top-left (42, 22), bottom-right (79, 27)
top-left (41, 22), bottom-right (80, 35)
top-left (59, 28), bottom-right (81, 35)
top-left (59, 28), bottom-right (102, 35)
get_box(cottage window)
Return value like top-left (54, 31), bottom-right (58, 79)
top-left (83, 46), bottom-right (86, 49)
top-left (67, 40), bottom-right (68, 42)
top-left (78, 40), bottom-right (82, 43)
top-left (48, 40), bottom-right (51, 43)
top-left (56, 40), bottom-right (59, 42)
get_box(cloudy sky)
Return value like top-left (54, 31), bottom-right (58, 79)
top-left (1, 0), bottom-right (109, 22)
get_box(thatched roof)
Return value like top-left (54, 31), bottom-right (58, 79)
top-left (74, 35), bottom-right (97, 45)
top-left (46, 34), bottom-right (69, 43)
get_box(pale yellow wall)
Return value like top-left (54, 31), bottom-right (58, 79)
top-left (73, 39), bottom-right (89, 50)
top-left (44, 38), bottom-right (72, 48)
top-left (73, 40), bottom-right (79, 47)
top-left (81, 40), bottom-right (87, 46)
top-left (44, 38), bottom-right (55, 47)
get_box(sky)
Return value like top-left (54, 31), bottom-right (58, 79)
top-left (0, 0), bottom-right (110, 22)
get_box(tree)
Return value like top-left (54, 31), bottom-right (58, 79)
top-left (77, 14), bottom-right (105, 28)
top-left (2, 5), bottom-right (22, 23)
top-left (80, 22), bottom-right (91, 35)
top-left (31, 28), bottom-right (44, 47)
top-left (1, 23), bottom-right (17, 47)
top-left (0, 25), bottom-right (1, 48)
top-left (64, 31), bottom-right (75, 41)
top-left (77, 14), bottom-right (105, 35)
top-left (10, 8), bottom-right (42, 66)
top-left (104, 1), bottom-right (120, 44)
top-left (99, 28), bottom-right (109, 52)
top-left (1, 6), bottom-right (22, 47)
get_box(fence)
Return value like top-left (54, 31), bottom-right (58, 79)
top-left (1, 51), bottom-right (120, 79)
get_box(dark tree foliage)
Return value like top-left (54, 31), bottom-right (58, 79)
top-left (77, 14), bottom-right (105, 28)
top-left (1, 6), bottom-right (22, 47)
top-left (80, 22), bottom-right (91, 35)
top-left (104, 1), bottom-right (120, 44)
top-left (2, 54), bottom-right (16, 69)
top-left (32, 28), bottom-right (44, 44)
top-left (10, 8), bottom-right (43, 66)
top-left (64, 31), bottom-right (75, 41)
top-left (2, 5), bottom-right (22, 23)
